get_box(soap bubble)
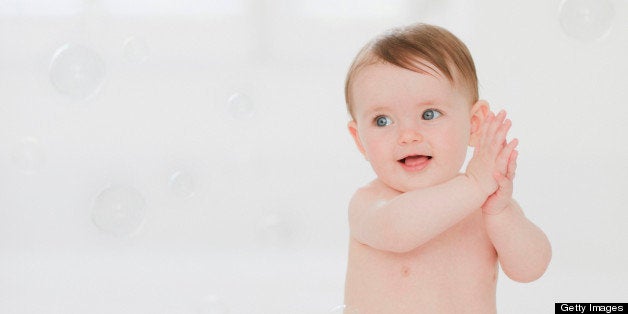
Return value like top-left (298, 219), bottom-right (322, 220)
top-left (197, 295), bottom-right (230, 314)
top-left (91, 185), bottom-right (147, 237)
top-left (122, 36), bottom-right (150, 64)
top-left (10, 137), bottom-right (45, 175)
top-left (168, 170), bottom-right (196, 199)
top-left (329, 304), bottom-right (360, 313)
top-left (227, 92), bottom-right (255, 119)
top-left (558, 0), bottom-right (614, 41)
top-left (255, 211), bottom-right (302, 247)
top-left (49, 44), bottom-right (106, 100)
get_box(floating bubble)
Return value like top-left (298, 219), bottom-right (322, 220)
top-left (558, 0), bottom-right (614, 41)
top-left (168, 170), bottom-right (196, 199)
top-left (255, 211), bottom-right (299, 247)
top-left (227, 92), bottom-right (255, 119)
top-left (49, 44), bottom-right (106, 100)
top-left (197, 295), bottom-right (230, 314)
top-left (10, 137), bottom-right (45, 175)
top-left (329, 304), bottom-right (360, 313)
top-left (91, 185), bottom-right (147, 237)
top-left (122, 36), bottom-right (150, 64)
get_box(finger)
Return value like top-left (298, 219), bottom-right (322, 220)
top-left (486, 110), bottom-right (504, 141)
top-left (494, 172), bottom-right (513, 195)
top-left (507, 149), bottom-right (518, 180)
top-left (495, 147), bottom-right (509, 175)
top-left (477, 114), bottom-right (493, 150)
top-left (495, 118), bottom-right (512, 148)
top-left (480, 111), bottom-right (495, 144)
top-left (496, 138), bottom-right (518, 174)
top-left (488, 110), bottom-right (508, 149)
top-left (496, 109), bottom-right (507, 123)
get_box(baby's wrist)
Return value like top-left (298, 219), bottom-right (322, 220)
top-left (463, 173), bottom-right (494, 201)
top-left (483, 198), bottom-right (514, 216)
top-left (464, 172), bottom-right (495, 199)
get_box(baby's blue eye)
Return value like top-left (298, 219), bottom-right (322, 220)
top-left (375, 115), bottom-right (392, 127)
top-left (422, 109), bottom-right (442, 120)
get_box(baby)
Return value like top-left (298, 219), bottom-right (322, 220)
top-left (343, 24), bottom-right (551, 313)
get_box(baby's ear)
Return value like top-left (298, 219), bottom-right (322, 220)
top-left (348, 120), bottom-right (367, 157)
top-left (469, 100), bottom-right (490, 147)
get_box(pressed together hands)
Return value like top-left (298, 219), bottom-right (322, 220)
top-left (464, 109), bottom-right (552, 282)
top-left (466, 110), bottom-right (518, 216)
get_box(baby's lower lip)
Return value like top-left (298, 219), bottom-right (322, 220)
top-left (398, 155), bottom-right (431, 172)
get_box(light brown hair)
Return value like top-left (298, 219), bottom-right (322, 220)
top-left (344, 23), bottom-right (479, 119)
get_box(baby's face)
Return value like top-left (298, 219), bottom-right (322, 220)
top-left (349, 61), bottom-right (475, 192)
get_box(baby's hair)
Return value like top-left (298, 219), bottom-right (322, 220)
top-left (344, 23), bottom-right (479, 119)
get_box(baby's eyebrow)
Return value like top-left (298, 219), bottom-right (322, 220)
top-left (363, 106), bottom-right (390, 117)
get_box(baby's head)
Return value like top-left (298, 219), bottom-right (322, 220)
top-left (346, 23), bottom-right (489, 192)
top-left (345, 23), bottom-right (478, 119)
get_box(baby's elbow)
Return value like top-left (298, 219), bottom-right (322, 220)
top-left (352, 224), bottom-right (418, 254)
top-left (378, 236), bottom-right (416, 253)
top-left (505, 268), bottom-right (546, 283)
top-left (504, 245), bottom-right (552, 283)
top-left (375, 225), bottom-right (428, 253)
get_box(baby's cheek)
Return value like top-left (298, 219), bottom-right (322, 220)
top-left (365, 138), bottom-right (387, 155)
top-left (439, 130), bottom-right (468, 150)
top-left (440, 134), bottom-right (470, 167)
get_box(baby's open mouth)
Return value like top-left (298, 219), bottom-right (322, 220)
top-left (398, 155), bottom-right (432, 171)
top-left (399, 155), bottom-right (432, 163)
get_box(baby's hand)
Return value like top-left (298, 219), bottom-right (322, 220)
top-left (466, 110), bottom-right (518, 197)
top-left (482, 148), bottom-right (518, 215)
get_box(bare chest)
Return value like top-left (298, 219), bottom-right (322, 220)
top-left (345, 211), bottom-right (498, 313)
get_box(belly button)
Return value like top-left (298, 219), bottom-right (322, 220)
top-left (401, 266), bottom-right (411, 277)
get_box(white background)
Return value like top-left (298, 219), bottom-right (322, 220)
top-left (1, 0), bottom-right (627, 313)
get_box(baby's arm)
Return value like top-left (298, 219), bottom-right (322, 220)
top-left (482, 150), bottom-right (552, 282)
top-left (349, 111), bottom-right (514, 253)
top-left (349, 174), bottom-right (489, 253)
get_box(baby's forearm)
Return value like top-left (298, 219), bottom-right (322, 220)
top-left (484, 200), bottom-right (551, 282)
top-left (361, 174), bottom-right (488, 253)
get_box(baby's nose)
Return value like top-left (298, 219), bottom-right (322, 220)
top-left (398, 127), bottom-right (422, 145)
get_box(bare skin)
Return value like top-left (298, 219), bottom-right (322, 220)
top-left (344, 179), bottom-right (498, 313)
top-left (344, 61), bottom-right (551, 313)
